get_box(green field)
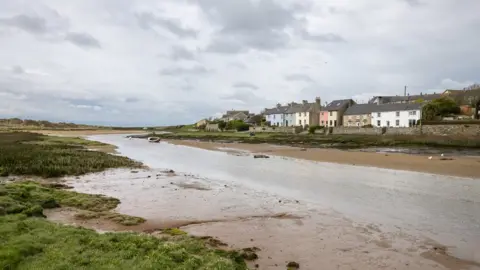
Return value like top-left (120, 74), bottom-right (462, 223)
top-left (150, 130), bottom-right (480, 149)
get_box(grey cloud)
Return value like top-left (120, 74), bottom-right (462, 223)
top-left (11, 65), bottom-right (24, 74)
top-left (198, 0), bottom-right (299, 53)
top-left (65, 32), bottom-right (101, 49)
top-left (301, 31), bottom-right (346, 43)
top-left (160, 65), bottom-right (209, 76)
top-left (229, 62), bottom-right (246, 69)
top-left (125, 97), bottom-right (139, 103)
top-left (403, 0), bottom-right (422, 6)
top-left (171, 46), bottom-right (195, 60)
top-left (285, 74), bottom-right (314, 83)
top-left (136, 12), bottom-right (197, 38)
top-left (221, 88), bottom-right (268, 105)
top-left (0, 14), bottom-right (47, 34)
top-left (233, 82), bottom-right (258, 90)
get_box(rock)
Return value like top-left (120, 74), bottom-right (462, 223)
top-left (224, 185), bottom-right (228, 187)
top-left (295, 200), bottom-right (299, 203)
top-left (300, 148), bottom-right (307, 151)
top-left (147, 175), bottom-right (151, 178)
top-left (253, 154), bottom-right (270, 159)
top-left (162, 169), bottom-right (175, 173)
top-left (131, 170), bottom-right (139, 173)
top-left (287, 261), bottom-right (300, 269)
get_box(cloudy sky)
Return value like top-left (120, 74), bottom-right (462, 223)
top-left (0, 0), bottom-right (479, 126)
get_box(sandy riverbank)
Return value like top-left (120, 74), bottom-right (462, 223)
top-left (56, 168), bottom-right (480, 270)
top-left (166, 140), bottom-right (480, 178)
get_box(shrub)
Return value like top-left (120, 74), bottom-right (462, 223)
top-left (362, 124), bottom-right (373, 128)
top-left (235, 123), bottom-right (250, 132)
top-left (308, 125), bottom-right (322, 134)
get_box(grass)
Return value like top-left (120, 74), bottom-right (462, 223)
top-left (0, 215), bottom-right (247, 270)
top-left (150, 131), bottom-right (480, 149)
top-left (0, 132), bottom-right (141, 177)
top-left (0, 182), bottom-right (144, 225)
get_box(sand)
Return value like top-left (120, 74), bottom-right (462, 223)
top-left (166, 140), bottom-right (480, 179)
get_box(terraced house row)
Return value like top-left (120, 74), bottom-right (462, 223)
top-left (261, 88), bottom-right (480, 128)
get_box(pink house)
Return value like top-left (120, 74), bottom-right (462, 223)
top-left (319, 110), bottom-right (329, 126)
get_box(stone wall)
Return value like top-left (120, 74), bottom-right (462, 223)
top-left (331, 124), bottom-right (480, 136)
top-left (249, 126), bottom-right (295, 133)
top-left (421, 124), bottom-right (480, 136)
top-left (205, 124), bottom-right (219, 131)
top-left (331, 127), bottom-right (382, 135)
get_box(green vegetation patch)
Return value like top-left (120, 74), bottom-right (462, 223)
top-left (0, 215), bottom-right (247, 270)
top-left (0, 132), bottom-right (141, 177)
top-left (0, 182), bottom-right (121, 216)
top-left (75, 211), bottom-right (146, 226)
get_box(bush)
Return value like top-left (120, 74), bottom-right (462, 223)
top-left (362, 124), bottom-right (373, 128)
top-left (308, 125), bottom-right (323, 134)
top-left (218, 121), bottom-right (227, 131)
top-left (235, 123), bottom-right (250, 132)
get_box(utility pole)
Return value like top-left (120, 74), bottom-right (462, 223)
top-left (404, 85), bottom-right (407, 96)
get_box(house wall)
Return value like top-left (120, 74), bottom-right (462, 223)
top-left (371, 109), bottom-right (421, 127)
top-left (284, 113), bottom-right (296, 127)
top-left (266, 113), bottom-right (284, 126)
top-left (296, 112), bottom-right (310, 126)
top-left (343, 114), bottom-right (372, 127)
top-left (327, 111), bottom-right (339, 127)
top-left (309, 111), bottom-right (319, 126)
top-left (319, 111), bottom-right (329, 126)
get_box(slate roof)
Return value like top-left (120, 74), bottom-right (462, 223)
top-left (324, 99), bottom-right (354, 111)
top-left (344, 104), bottom-right (377, 115)
top-left (368, 94), bottom-right (441, 104)
top-left (263, 106), bottom-right (289, 115)
top-left (285, 103), bottom-right (315, 113)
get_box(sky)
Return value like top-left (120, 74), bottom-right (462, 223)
top-left (0, 0), bottom-right (479, 126)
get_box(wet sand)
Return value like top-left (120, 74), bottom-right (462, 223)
top-left (54, 168), bottom-right (480, 270)
top-left (166, 140), bottom-right (480, 178)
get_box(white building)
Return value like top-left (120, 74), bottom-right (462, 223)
top-left (371, 103), bottom-right (422, 127)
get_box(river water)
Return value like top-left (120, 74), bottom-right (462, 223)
top-left (89, 134), bottom-right (480, 264)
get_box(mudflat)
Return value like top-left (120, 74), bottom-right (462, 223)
top-left (166, 140), bottom-right (480, 178)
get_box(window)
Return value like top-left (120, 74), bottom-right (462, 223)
top-left (409, 111), bottom-right (417, 116)
top-left (329, 120), bottom-right (332, 126)
top-left (396, 120), bottom-right (400, 126)
top-left (377, 120), bottom-right (381, 126)
top-left (321, 121), bottom-right (324, 125)
top-left (329, 112), bottom-right (333, 116)
top-left (396, 111), bottom-right (400, 117)
top-left (409, 119), bottom-right (416, 127)
top-left (299, 120), bottom-right (302, 125)
top-left (334, 120), bottom-right (337, 127)
top-left (377, 112), bottom-right (381, 117)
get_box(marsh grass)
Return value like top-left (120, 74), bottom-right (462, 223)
top-left (0, 132), bottom-right (141, 177)
top-left (151, 132), bottom-right (480, 149)
top-left (0, 215), bottom-right (247, 270)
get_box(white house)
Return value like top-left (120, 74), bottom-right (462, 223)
top-left (371, 103), bottom-right (422, 127)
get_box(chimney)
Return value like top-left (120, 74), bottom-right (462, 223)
top-left (276, 103), bottom-right (281, 108)
top-left (377, 96), bottom-right (382, 105)
top-left (302, 100), bottom-right (308, 105)
top-left (315, 97), bottom-right (321, 106)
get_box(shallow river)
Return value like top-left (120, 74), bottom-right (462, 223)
top-left (89, 134), bottom-right (480, 264)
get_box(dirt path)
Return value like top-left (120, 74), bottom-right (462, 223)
top-left (166, 140), bottom-right (480, 178)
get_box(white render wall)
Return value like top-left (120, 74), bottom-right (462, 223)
top-left (297, 112), bottom-right (310, 126)
top-left (371, 109), bottom-right (421, 127)
top-left (266, 113), bottom-right (284, 126)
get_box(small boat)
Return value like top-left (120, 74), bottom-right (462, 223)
top-left (147, 137), bottom-right (161, 143)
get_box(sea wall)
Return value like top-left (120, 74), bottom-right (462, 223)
top-left (331, 124), bottom-right (480, 136)
top-left (249, 126), bottom-right (296, 133)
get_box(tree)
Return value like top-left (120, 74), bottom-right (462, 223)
top-left (248, 115), bottom-right (264, 126)
top-left (422, 97), bottom-right (460, 120)
top-left (218, 121), bottom-right (226, 131)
